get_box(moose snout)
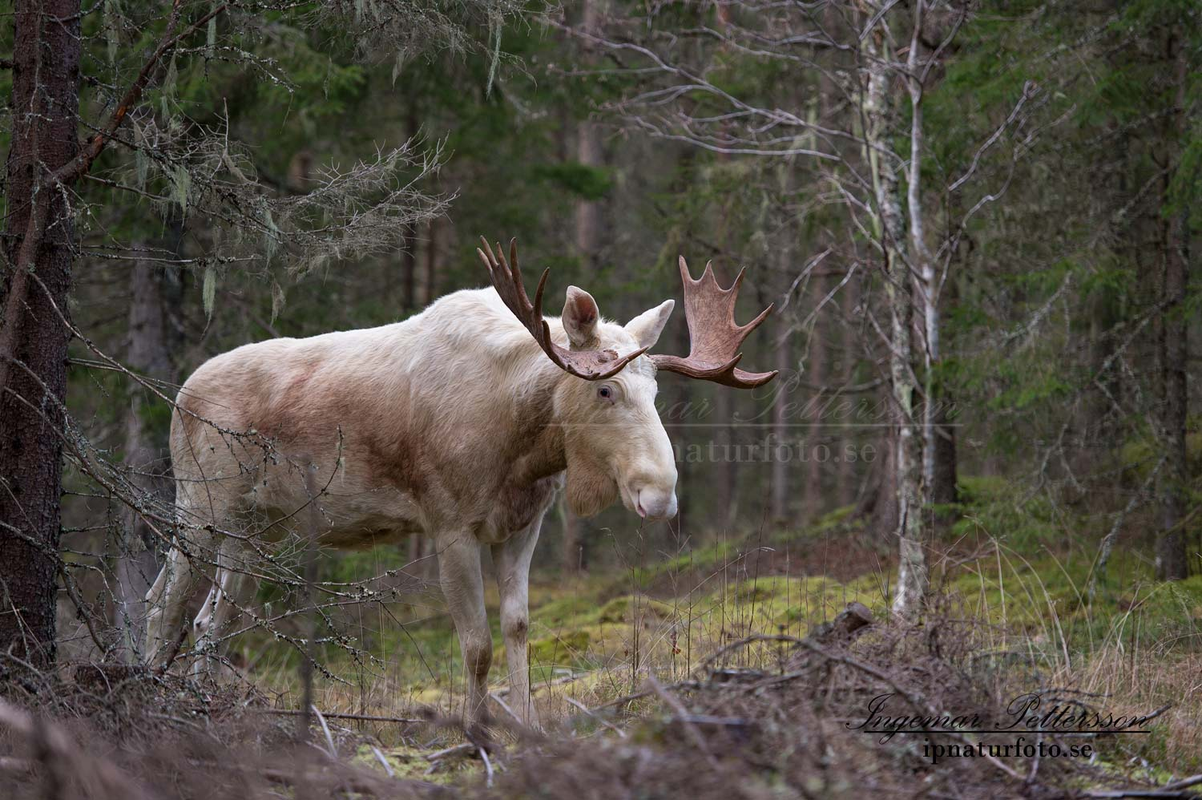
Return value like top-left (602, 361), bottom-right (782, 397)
top-left (633, 484), bottom-right (678, 520)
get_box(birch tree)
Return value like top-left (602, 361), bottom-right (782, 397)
top-left (859, 1), bottom-right (927, 615)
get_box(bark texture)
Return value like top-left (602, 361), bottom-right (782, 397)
top-left (801, 274), bottom-right (826, 524)
top-left (574, 0), bottom-right (603, 272)
top-left (0, 0), bottom-right (82, 670)
top-left (1156, 32), bottom-right (1189, 581)
top-left (837, 273), bottom-right (860, 509)
top-left (861, 6), bottom-right (927, 617)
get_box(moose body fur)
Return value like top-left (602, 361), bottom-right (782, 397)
top-left (170, 289), bottom-right (577, 548)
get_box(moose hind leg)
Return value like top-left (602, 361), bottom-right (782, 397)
top-left (192, 556), bottom-right (257, 675)
top-left (145, 485), bottom-right (236, 666)
top-left (144, 545), bottom-right (204, 666)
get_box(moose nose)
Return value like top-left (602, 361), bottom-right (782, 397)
top-left (635, 487), bottom-right (678, 521)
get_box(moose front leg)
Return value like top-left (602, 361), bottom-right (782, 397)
top-left (492, 517), bottom-right (543, 730)
top-left (437, 531), bottom-right (493, 734)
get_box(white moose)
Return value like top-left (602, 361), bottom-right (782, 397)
top-left (144, 238), bottom-right (776, 732)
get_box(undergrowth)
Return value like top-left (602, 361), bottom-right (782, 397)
top-left (176, 473), bottom-right (1202, 786)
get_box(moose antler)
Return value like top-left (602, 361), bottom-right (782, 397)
top-left (650, 257), bottom-right (778, 389)
top-left (478, 237), bottom-right (648, 380)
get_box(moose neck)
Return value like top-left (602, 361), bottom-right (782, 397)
top-left (503, 357), bottom-right (570, 488)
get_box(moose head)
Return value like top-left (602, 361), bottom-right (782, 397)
top-left (477, 238), bottom-right (778, 522)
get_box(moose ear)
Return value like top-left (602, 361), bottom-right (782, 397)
top-left (625, 299), bottom-right (675, 350)
top-left (562, 286), bottom-right (600, 349)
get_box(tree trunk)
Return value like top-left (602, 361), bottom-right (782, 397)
top-left (801, 274), bottom-right (827, 524)
top-left (1156, 32), bottom-right (1189, 581)
top-left (0, 0), bottom-right (82, 670)
top-left (862, 3), bottom-right (927, 617)
top-left (712, 387), bottom-right (736, 535)
top-left (564, 0), bottom-right (603, 572)
top-left (575, 122), bottom-right (602, 264)
top-left (930, 268), bottom-right (959, 512)
top-left (399, 98), bottom-right (421, 311)
top-left (575, 0), bottom-right (603, 269)
top-left (869, 425), bottom-right (900, 537)
top-left (930, 387), bottom-right (959, 509)
top-left (771, 333), bottom-right (792, 525)
top-left (400, 225), bottom-right (418, 311)
top-left (837, 271), bottom-right (860, 509)
top-left (424, 217), bottom-right (441, 307)
top-left (560, 499), bottom-right (586, 574)
top-left (904, 0), bottom-right (955, 524)
top-left (115, 256), bottom-right (177, 660)
top-left (769, 235), bottom-right (793, 526)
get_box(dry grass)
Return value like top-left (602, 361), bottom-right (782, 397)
top-left (6, 513), bottom-right (1202, 798)
top-left (6, 604), bottom-right (1195, 799)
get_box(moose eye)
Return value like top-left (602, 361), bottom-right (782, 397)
top-left (598, 385), bottom-right (614, 402)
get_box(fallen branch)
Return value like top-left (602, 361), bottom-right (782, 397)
top-left (1083, 789), bottom-right (1202, 799)
top-left (488, 692), bottom-right (523, 726)
top-left (696, 602), bottom-right (876, 677)
top-left (566, 696), bottom-right (627, 738)
top-left (479, 747), bottom-right (494, 788)
top-left (591, 679), bottom-right (701, 712)
top-left (424, 743), bottom-right (476, 763)
top-left (311, 705), bottom-right (338, 759)
top-left (255, 708), bottom-right (425, 725)
top-left (647, 676), bottom-right (719, 768)
top-left (494, 669), bottom-right (594, 697)
top-left (1162, 775), bottom-right (1202, 793)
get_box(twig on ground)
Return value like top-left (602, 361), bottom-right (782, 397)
top-left (566, 696), bottom-right (627, 738)
top-left (1162, 775), bottom-right (1202, 792)
top-left (479, 747), bottom-right (494, 788)
top-left (489, 692), bottom-right (523, 725)
top-left (424, 743), bottom-right (475, 763)
top-left (696, 634), bottom-right (804, 674)
top-left (1133, 704), bottom-right (1173, 726)
top-left (592, 679), bottom-right (700, 712)
top-left (647, 676), bottom-right (719, 769)
top-left (370, 745), bottom-right (395, 777)
top-left (311, 705), bottom-right (338, 758)
top-left (1083, 787), bottom-right (1202, 799)
top-left (0, 756), bottom-right (33, 773)
top-left (495, 670), bottom-right (593, 697)
top-left (255, 708), bottom-right (425, 725)
top-left (680, 714), bottom-right (749, 727)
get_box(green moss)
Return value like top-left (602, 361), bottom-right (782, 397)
top-left (531, 593), bottom-right (600, 628)
top-left (528, 629), bottom-right (590, 665)
top-left (596, 595), bottom-right (675, 624)
top-left (354, 744), bottom-right (474, 784)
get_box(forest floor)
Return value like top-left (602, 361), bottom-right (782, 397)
top-left (4, 477), bottom-right (1202, 798)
